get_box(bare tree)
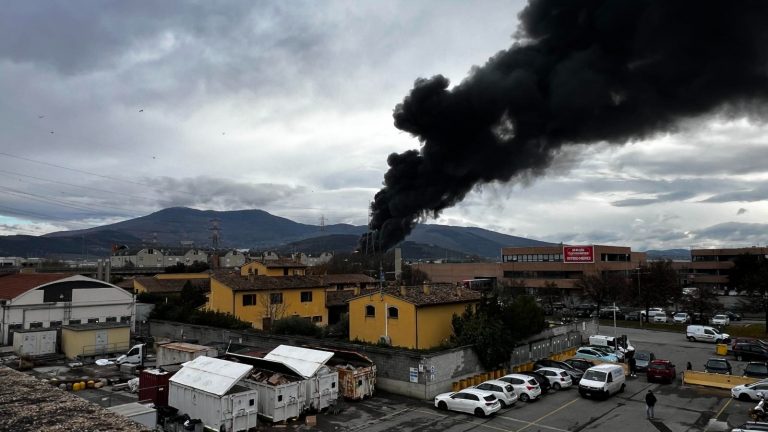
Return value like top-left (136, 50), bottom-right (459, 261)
top-left (257, 291), bottom-right (289, 330)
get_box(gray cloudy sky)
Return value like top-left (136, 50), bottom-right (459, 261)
top-left (1, 0), bottom-right (767, 251)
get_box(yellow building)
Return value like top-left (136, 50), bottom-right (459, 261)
top-left (61, 322), bottom-right (131, 359)
top-left (209, 272), bottom-right (327, 330)
top-left (348, 284), bottom-right (481, 350)
top-left (240, 259), bottom-right (307, 277)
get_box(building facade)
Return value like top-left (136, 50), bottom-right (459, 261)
top-left (688, 247), bottom-right (768, 292)
top-left (0, 273), bottom-right (135, 345)
top-left (209, 272), bottom-right (327, 330)
top-left (347, 284), bottom-right (481, 349)
top-left (240, 260), bottom-right (307, 277)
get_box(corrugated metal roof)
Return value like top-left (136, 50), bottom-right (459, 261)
top-left (264, 345), bottom-right (333, 379)
top-left (169, 356), bottom-right (252, 396)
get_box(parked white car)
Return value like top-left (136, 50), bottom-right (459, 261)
top-left (711, 314), bottom-right (730, 326)
top-left (673, 313), bottom-right (691, 324)
top-left (434, 388), bottom-right (501, 417)
top-left (498, 373), bottom-right (542, 402)
top-left (653, 313), bottom-right (668, 323)
top-left (534, 367), bottom-right (573, 390)
top-left (731, 380), bottom-right (768, 401)
top-left (474, 380), bottom-right (518, 407)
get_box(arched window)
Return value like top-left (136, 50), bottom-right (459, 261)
top-left (387, 306), bottom-right (399, 319)
top-left (365, 305), bottom-right (375, 317)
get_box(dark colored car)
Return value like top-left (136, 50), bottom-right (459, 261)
top-left (705, 358), bottom-right (733, 375)
top-left (722, 311), bottom-right (743, 322)
top-left (744, 362), bottom-right (768, 379)
top-left (519, 371), bottom-right (551, 394)
top-left (624, 311), bottom-right (641, 321)
top-left (733, 338), bottom-right (768, 352)
top-left (633, 350), bottom-right (656, 372)
top-left (533, 359), bottom-right (584, 383)
top-left (647, 359), bottom-right (676, 383)
top-left (734, 343), bottom-right (768, 362)
top-left (564, 358), bottom-right (596, 372)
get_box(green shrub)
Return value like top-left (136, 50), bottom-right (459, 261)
top-left (271, 316), bottom-right (323, 337)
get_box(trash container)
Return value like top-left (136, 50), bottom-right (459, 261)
top-left (716, 344), bottom-right (728, 356)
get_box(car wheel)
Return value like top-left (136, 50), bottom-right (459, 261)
top-left (739, 393), bottom-right (752, 402)
top-left (688, 336), bottom-right (695, 342)
top-left (553, 382), bottom-right (561, 390)
top-left (474, 408), bottom-right (485, 418)
top-left (438, 401), bottom-right (447, 410)
top-left (519, 393), bottom-right (530, 403)
top-left (499, 400), bottom-right (507, 408)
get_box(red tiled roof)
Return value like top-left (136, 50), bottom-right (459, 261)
top-left (0, 273), bottom-right (73, 300)
top-left (347, 284), bottom-right (481, 307)
top-left (212, 271), bottom-right (325, 291)
top-left (134, 277), bottom-right (210, 294)
top-left (322, 274), bottom-right (376, 284)
top-left (326, 288), bottom-right (379, 307)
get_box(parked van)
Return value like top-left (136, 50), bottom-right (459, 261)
top-left (588, 335), bottom-right (635, 355)
top-left (686, 325), bottom-right (730, 343)
top-left (578, 364), bottom-right (625, 399)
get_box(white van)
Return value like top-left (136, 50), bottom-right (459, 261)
top-left (589, 335), bottom-right (635, 355)
top-left (686, 325), bottom-right (730, 343)
top-left (578, 364), bottom-right (625, 399)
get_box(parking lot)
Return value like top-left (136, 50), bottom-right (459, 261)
top-left (316, 326), bottom-right (759, 432)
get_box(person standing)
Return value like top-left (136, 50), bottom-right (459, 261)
top-left (646, 389), bottom-right (657, 419)
top-left (628, 354), bottom-right (637, 378)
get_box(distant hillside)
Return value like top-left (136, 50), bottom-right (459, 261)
top-left (1, 207), bottom-right (552, 260)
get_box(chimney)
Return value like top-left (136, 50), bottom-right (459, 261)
top-left (353, 286), bottom-right (360, 296)
top-left (248, 268), bottom-right (254, 282)
top-left (422, 282), bottom-right (430, 295)
top-left (400, 285), bottom-right (407, 297)
top-left (394, 248), bottom-right (402, 281)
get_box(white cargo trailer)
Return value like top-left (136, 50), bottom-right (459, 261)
top-left (229, 353), bottom-right (307, 423)
top-left (264, 345), bottom-right (339, 411)
top-left (12, 329), bottom-right (57, 357)
top-left (157, 342), bottom-right (218, 367)
top-left (169, 356), bottom-right (258, 432)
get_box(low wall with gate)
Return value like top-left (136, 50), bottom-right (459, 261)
top-left (148, 318), bottom-right (598, 400)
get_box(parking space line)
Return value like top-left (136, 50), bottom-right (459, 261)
top-left (703, 397), bottom-right (733, 432)
top-left (495, 415), bottom-right (570, 432)
top-left (414, 409), bottom-right (515, 432)
top-left (514, 397), bottom-right (579, 432)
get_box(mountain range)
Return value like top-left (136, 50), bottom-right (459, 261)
top-left (0, 207), bottom-right (553, 259)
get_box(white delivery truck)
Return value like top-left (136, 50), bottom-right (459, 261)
top-left (116, 344), bottom-right (148, 365)
top-left (578, 364), bottom-right (626, 399)
top-left (589, 334), bottom-right (635, 355)
top-left (686, 325), bottom-right (730, 343)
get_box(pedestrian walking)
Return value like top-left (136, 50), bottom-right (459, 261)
top-left (687, 361), bottom-right (692, 371)
top-left (628, 354), bottom-right (637, 377)
top-left (646, 389), bottom-right (657, 419)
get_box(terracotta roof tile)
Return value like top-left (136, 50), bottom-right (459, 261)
top-left (326, 288), bottom-right (379, 307)
top-left (322, 274), bottom-right (376, 284)
top-left (348, 284), bottom-right (481, 307)
top-left (212, 271), bottom-right (325, 291)
top-left (134, 277), bottom-right (210, 294)
top-left (0, 273), bottom-right (73, 300)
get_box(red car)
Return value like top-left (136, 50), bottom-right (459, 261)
top-left (647, 360), bottom-right (677, 383)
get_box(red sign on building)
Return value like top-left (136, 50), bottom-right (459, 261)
top-left (563, 245), bottom-right (595, 263)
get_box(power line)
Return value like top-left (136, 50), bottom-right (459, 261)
top-left (0, 169), bottom-right (157, 203)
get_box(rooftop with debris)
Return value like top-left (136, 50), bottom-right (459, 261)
top-left (0, 366), bottom-right (149, 432)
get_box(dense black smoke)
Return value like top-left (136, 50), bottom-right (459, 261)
top-left (363, 0), bottom-right (768, 252)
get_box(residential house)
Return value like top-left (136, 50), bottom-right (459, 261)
top-left (0, 273), bottom-right (134, 345)
top-left (209, 272), bottom-right (327, 330)
top-left (240, 259), bottom-right (306, 277)
top-left (347, 284), bottom-right (482, 349)
top-left (133, 273), bottom-right (210, 301)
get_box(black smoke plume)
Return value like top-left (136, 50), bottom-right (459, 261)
top-left (363, 0), bottom-right (768, 252)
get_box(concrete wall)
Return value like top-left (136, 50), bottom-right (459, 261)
top-left (149, 318), bottom-right (598, 400)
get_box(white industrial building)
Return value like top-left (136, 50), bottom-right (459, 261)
top-left (169, 356), bottom-right (259, 432)
top-left (0, 273), bottom-right (134, 345)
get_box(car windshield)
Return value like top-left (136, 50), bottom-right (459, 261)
top-left (715, 315), bottom-right (726, 319)
top-left (675, 313), bottom-right (686, 317)
top-left (708, 361), bottom-right (726, 368)
top-left (483, 395), bottom-right (496, 402)
top-left (650, 363), bottom-right (668, 370)
top-left (635, 352), bottom-right (650, 360)
top-left (749, 365), bottom-right (768, 373)
top-left (527, 379), bottom-right (538, 386)
top-left (583, 370), bottom-right (607, 381)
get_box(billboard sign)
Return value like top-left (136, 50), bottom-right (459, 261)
top-left (563, 245), bottom-right (595, 263)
